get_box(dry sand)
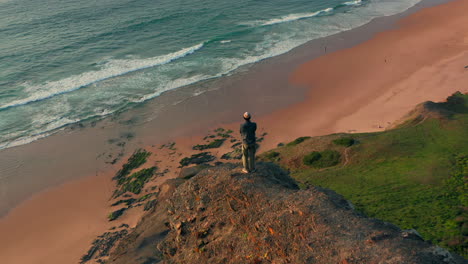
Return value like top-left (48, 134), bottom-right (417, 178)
top-left (1, 0), bottom-right (468, 263)
top-left (260, 0), bottom-right (468, 149)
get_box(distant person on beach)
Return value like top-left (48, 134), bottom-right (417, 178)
top-left (240, 112), bottom-right (257, 173)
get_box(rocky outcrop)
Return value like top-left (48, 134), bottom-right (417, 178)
top-left (106, 162), bottom-right (466, 264)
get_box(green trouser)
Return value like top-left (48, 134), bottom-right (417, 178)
top-left (242, 143), bottom-right (256, 172)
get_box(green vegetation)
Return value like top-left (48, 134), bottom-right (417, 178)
top-left (137, 192), bottom-right (156, 202)
top-left (303, 151), bottom-right (321, 166)
top-left (303, 150), bottom-right (341, 168)
top-left (444, 91), bottom-right (468, 113)
top-left (215, 128), bottom-right (233, 138)
top-left (159, 142), bottom-right (176, 150)
top-left (193, 139), bottom-right (226, 150)
top-left (113, 167), bottom-right (157, 198)
top-left (221, 148), bottom-right (242, 160)
top-left (264, 151), bottom-right (280, 161)
top-left (260, 92), bottom-right (468, 257)
top-left (108, 208), bottom-right (126, 221)
top-left (441, 155), bottom-right (467, 254)
top-left (111, 198), bottom-right (136, 207)
top-left (333, 137), bottom-right (355, 147)
top-left (113, 149), bottom-right (151, 181)
top-left (286, 136), bottom-right (311, 146)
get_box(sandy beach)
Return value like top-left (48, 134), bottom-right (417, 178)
top-left (260, 0), bottom-right (468, 148)
top-left (1, 0), bottom-right (468, 263)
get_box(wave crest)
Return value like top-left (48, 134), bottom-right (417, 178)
top-left (0, 43), bottom-right (204, 111)
top-left (246, 7), bottom-right (334, 27)
top-left (343, 0), bottom-right (363, 6)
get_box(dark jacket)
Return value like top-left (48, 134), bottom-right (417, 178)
top-left (240, 120), bottom-right (257, 145)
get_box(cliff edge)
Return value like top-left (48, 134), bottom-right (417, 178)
top-left (106, 162), bottom-right (465, 264)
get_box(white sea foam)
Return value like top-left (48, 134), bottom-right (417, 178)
top-left (249, 7), bottom-right (334, 27)
top-left (220, 40), bottom-right (232, 44)
top-left (0, 0), bottom-right (425, 151)
top-left (130, 74), bottom-right (212, 103)
top-left (343, 0), bottom-right (363, 6)
top-left (0, 108), bottom-right (117, 150)
top-left (0, 43), bottom-right (204, 111)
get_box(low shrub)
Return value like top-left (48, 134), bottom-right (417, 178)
top-left (264, 151), bottom-right (280, 161)
top-left (303, 150), bottom-right (341, 168)
top-left (333, 137), bottom-right (355, 147)
top-left (287, 136), bottom-right (311, 146)
top-left (303, 151), bottom-right (322, 166)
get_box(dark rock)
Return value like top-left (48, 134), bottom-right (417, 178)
top-left (179, 152), bottom-right (215, 167)
top-left (178, 164), bottom-right (211, 179)
top-left (80, 229), bottom-right (128, 263)
top-left (402, 229), bottom-right (424, 241)
top-left (144, 199), bottom-right (158, 211)
top-left (221, 148), bottom-right (242, 160)
top-left (108, 208), bottom-right (127, 221)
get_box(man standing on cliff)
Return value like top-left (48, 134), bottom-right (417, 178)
top-left (240, 112), bottom-right (257, 173)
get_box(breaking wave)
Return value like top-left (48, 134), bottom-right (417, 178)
top-left (0, 43), bottom-right (204, 111)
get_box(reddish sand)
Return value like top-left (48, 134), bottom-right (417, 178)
top-left (259, 0), bottom-right (468, 149)
top-left (1, 0), bottom-right (468, 263)
top-left (0, 172), bottom-right (113, 264)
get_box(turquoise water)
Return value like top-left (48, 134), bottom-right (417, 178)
top-left (0, 0), bottom-right (421, 149)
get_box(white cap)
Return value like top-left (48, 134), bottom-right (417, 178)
top-left (243, 112), bottom-right (251, 119)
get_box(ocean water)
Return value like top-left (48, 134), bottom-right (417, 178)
top-left (0, 0), bottom-right (421, 150)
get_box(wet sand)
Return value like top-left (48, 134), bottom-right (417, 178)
top-left (1, 0), bottom-right (468, 263)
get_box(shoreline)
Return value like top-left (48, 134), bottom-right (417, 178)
top-left (1, 0), bottom-right (468, 262)
top-left (0, 0), bottom-right (451, 218)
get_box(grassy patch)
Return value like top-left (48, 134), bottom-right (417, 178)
top-left (303, 151), bottom-right (321, 166)
top-left (113, 167), bottom-right (156, 198)
top-left (303, 150), bottom-right (341, 168)
top-left (333, 137), bottom-right (355, 147)
top-left (193, 139), bottom-right (226, 150)
top-left (137, 193), bottom-right (156, 202)
top-left (263, 151), bottom-right (280, 162)
top-left (216, 128), bottom-right (233, 138)
top-left (113, 149), bottom-right (151, 181)
top-left (264, 93), bottom-right (468, 256)
top-left (287, 136), bottom-right (311, 147)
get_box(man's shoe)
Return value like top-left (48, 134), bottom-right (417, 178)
top-left (241, 168), bottom-right (249, 174)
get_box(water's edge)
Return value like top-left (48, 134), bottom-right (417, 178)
top-left (0, 0), bottom-right (450, 217)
